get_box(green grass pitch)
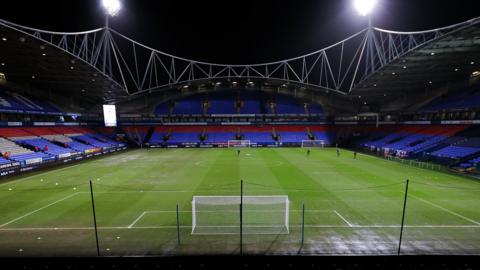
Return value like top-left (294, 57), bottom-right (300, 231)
top-left (0, 148), bottom-right (479, 256)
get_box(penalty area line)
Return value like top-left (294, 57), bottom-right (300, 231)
top-left (333, 210), bottom-right (354, 227)
top-left (127, 211), bottom-right (147, 228)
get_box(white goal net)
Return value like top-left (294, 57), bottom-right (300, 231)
top-left (227, 140), bottom-right (251, 148)
top-left (191, 195), bottom-right (289, 235)
top-left (301, 140), bottom-right (325, 148)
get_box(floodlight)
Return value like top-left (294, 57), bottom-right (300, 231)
top-left (102, 0), bottom-right (121, 16)
top-left (354, 0), bottom-right (376, 16)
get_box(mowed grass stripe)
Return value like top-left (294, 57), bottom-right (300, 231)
top-left (0, 148), bottom-right (479, 256)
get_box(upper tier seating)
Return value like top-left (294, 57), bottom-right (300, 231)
top-left (154, 91), bottom-right (324, 115)
top-left (421, 87), bottom-right (480, 111)
top-left (308, 103), bottom-right (324, 114)
top-left (274, 95), bottom-right (306, 114)
top-left (155, 103), bottom-right (171, 115)
top-left (0, 86), bottom-right (60, 114)
top-left (208, 97), bottom-right (237, 114)
top-left (173, 98), bottom-right (204, 114)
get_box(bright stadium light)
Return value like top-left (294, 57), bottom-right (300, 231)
top-left (354, 0), bottom-right (376, 16)
top-left (102, 0), bottom-right (121, 16)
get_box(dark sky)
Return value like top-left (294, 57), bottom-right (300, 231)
top-left (0, 0), bottom-right (478, 64)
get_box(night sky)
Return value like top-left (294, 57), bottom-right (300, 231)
top-left (0, 0), bottom-right (478, 64)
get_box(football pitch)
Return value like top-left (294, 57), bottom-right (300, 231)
top-left (0, 148), bottom-right (479, 256)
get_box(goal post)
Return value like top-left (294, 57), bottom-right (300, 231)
top-left (191, 195), bottom-right (289, 235)
top-left (227, 140), bottom-right (251, 148)
top-left (301, 140), bottom-right (325, 148)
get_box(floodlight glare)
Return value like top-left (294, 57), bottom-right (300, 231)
top-left (354, 0), bottom-right (376, 16)
top-left (102, 0), bottom-right (121, 16)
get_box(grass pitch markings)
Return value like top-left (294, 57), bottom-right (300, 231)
top-left (407, 193), bottom-right (480, 226)
top-left (127, 211), bottom-right (148, 228)
top-left (333, 210), bottom-right (354, 227)
top-left (0, 192), bottom-right (81, 228)
top-left (0, 163), bottom-right (83, 187)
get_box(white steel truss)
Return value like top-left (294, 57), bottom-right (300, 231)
top-left (1, 17), bottom-right (478, 97)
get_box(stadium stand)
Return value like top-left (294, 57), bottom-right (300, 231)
top-left (96, 127), bottom-right (118, 139)
top-left (0, 86), bottom-right (60, 114)
top-left (173, 97), bottom-right (204, 114)
top-left (240, 92), bottom-right (263, 114)
top-left (16, 138), bottom-right (74, 157)
top-left (153, 91), bottom-right (324, 115)
top-left (71, 135), bottom-right (113, 148)
top-left (123, 126), bottom-right (149, 144)
top-left (143, 125), bottom-right (335, 146)
top-left (165, 126), bottom-right (201, 145)
top-left (8, 152), bottom-right (52, 164)
top-left (149, 127), bottom-right (166, 145)
top-left (208, 93), bottom-right (237, 114)
top-left (430, 146), bottom-right (480, 159)
top-left (274, 95), bottom-right (306, 114)
top-left (420, 87), bottom-right (480, 112)
top-left (0, 156), bottom-right (13, 166)
top-left (0, 137), bottom-right (32, 156)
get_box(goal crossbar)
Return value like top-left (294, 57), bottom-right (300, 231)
top-left (227, 140), bottom-right (251, 148)
top-left (301, 140), bottom-right (325, 148)
top-left (192, 195), bottom-right (289, 235)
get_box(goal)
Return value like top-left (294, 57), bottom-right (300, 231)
top-left (301, 140), bottom-right (325, 148)
top-left (191, 195), bottom-right (289, 235)
top-left (227, 140), bottom-right (251, 148)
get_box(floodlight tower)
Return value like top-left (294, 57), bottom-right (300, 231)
top-left (354, 0), bottom-right (376, 27)
top-left (102, 0), bottom-right (121, 28)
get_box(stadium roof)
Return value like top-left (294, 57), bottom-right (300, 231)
top-left (0, 16), bottom-right (480, 108)
top-left (351, 21), bottom-right (480, 101)
top-left (0, 21), bottom-right (128, 106)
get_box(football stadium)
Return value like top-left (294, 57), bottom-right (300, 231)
top-left (0, 0), bottom-right (480, 268)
